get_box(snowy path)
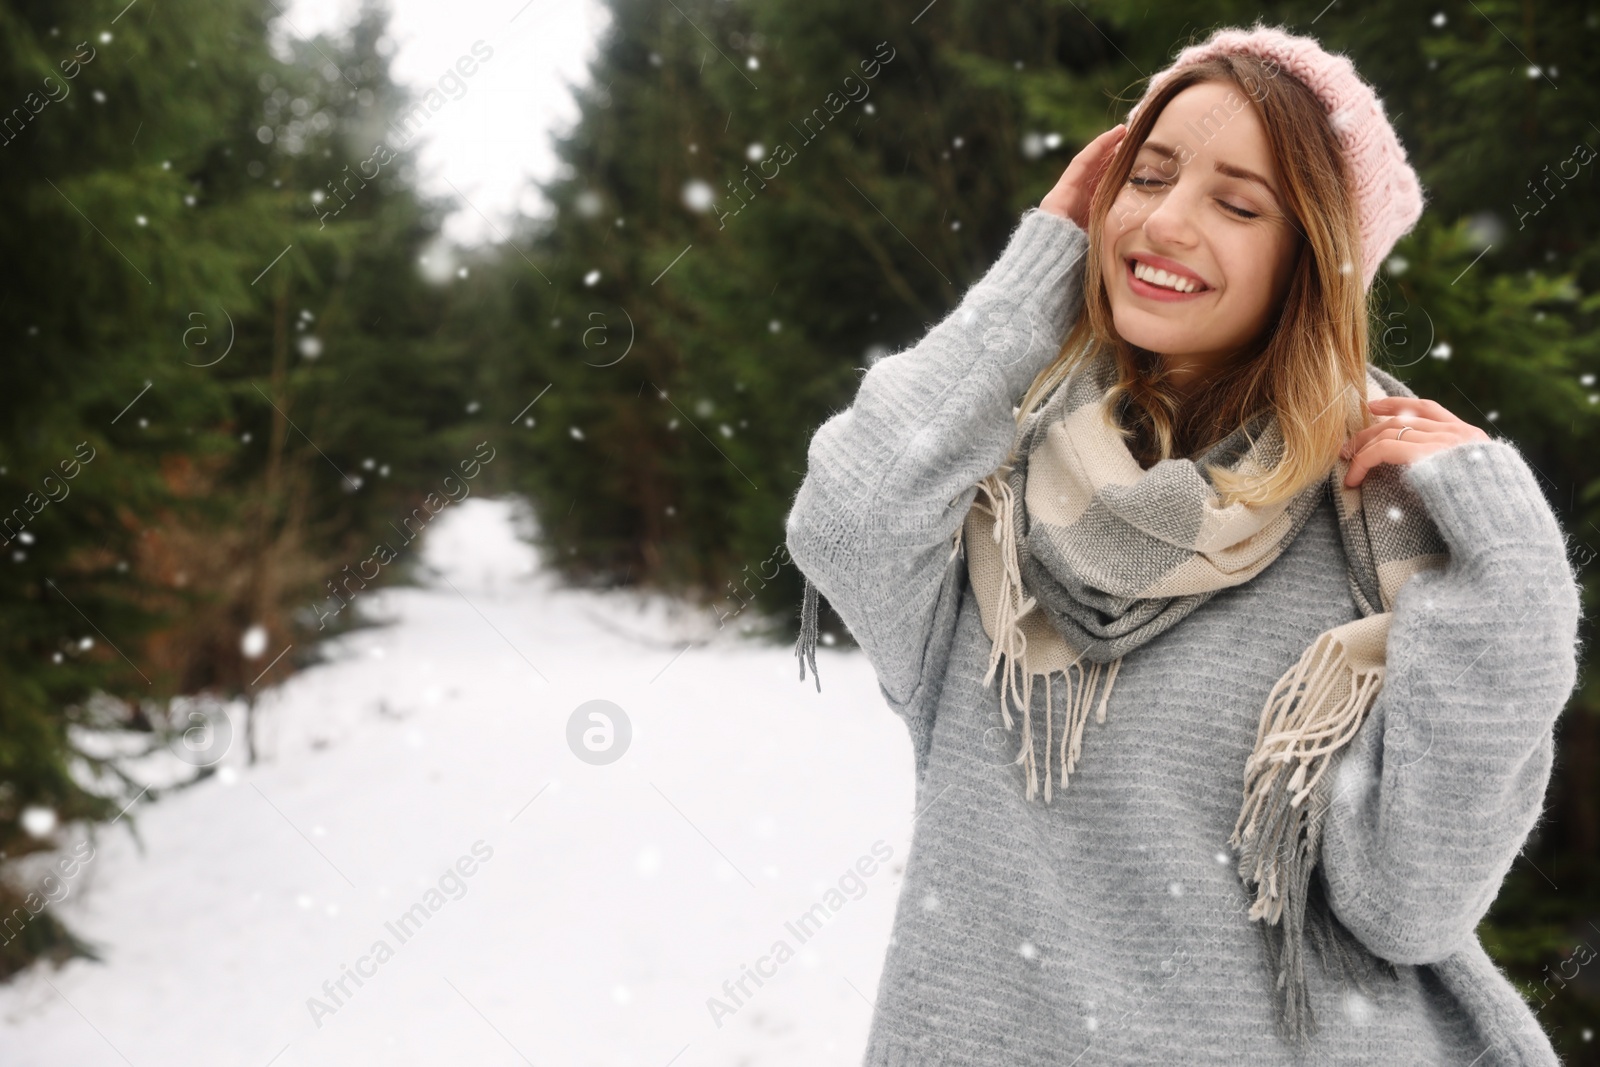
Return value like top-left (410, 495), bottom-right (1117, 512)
top-left (0, 498), bottom-right (918, 1066)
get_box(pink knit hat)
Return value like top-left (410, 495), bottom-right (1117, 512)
top-left (1126, 22), bottom-right (1425, 292)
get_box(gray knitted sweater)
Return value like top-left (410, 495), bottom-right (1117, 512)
top-left (785, 207), bottom-right (1583, 1065)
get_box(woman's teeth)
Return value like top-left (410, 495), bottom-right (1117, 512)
top-left (1132, 260), bottom-right (1204, 293)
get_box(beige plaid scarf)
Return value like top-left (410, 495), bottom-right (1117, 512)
top-left (955, 347), bottom-right (1448, 1040)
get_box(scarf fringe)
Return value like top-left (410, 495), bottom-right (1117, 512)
top-left (1232, 629), bottom-right (1383, 920)
top-left (796, 576), bottom-right (821, 692)
top-left (970, 471), bottom-right (1124, 805)
top-left (1228, 626), bottom-right (1388, 1041)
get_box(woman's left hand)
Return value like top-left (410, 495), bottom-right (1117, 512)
top-left (1340, 396), bottom-right (1492, 488)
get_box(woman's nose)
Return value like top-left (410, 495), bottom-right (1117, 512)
top-left (1142, 185), bottom-right (1201, 247)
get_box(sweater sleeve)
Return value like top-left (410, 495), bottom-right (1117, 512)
top-left (784, 208), bottom-right (1091, 728)
top-left (1316, 436), bottom-right (1584, 966)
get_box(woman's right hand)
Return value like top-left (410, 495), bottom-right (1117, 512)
top-left (1039, 124), bottom-right (1128, 231)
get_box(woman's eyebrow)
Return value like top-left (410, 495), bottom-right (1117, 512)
top-left (1139, 140), bottom-right (1282, 203)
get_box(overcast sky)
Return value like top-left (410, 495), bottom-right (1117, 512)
top-left (283, 0), bottom-right (608, 245)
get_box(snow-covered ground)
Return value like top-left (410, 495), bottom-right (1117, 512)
top-left (0, 497), bottom-right (917, 1066)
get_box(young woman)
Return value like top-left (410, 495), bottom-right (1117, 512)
top-left (786, 23), bottom-right (1580, 1066)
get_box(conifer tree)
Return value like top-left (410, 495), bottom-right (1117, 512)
top-left (0, 0), bottom-right (485, 977)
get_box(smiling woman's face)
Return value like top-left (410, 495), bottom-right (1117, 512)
top-left (1101, 80), bottom-right (1301, 390)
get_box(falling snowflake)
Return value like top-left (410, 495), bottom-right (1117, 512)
top-left (240, 624), bottom-right (268, 659)
top-left (1336, 753), bottom-right (1376, 802)
top-left (20, 807), bottom-right (58, 838)
top-left (1342, 988), bottom-right (1374, 1026)
top-left (681, 179), bottom-right (714, 213)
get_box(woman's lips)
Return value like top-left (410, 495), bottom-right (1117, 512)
top-left (1124, 258), bottom-right (1212, 302)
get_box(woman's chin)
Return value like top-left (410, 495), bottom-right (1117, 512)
top-left (1111, 321), bottom-right (1188, 359)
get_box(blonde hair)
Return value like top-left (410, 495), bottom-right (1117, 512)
top-left (1016, 53), bottom-right (1375, 509)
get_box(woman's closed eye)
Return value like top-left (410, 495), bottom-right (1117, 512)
top-left (1126, 176), bottom-right (1261, 219)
